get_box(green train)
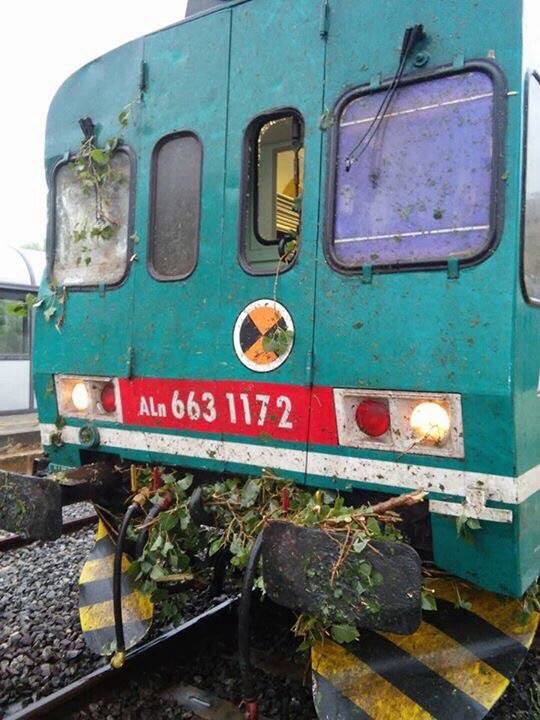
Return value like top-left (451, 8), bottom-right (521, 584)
top-left (2, 0), bottom-right (539, 717)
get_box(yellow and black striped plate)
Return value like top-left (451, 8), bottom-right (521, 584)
top-left (312, 577), bottom-right (539, 719)
top-left (78, 520), bottom-right (154, 655)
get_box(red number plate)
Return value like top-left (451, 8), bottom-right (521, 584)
top-left (119, 378), bottom-right (337, 445)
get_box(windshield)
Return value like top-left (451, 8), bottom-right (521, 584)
top-left (331, 70), bottom-right (496, 269)
top-left (53, 151), bottom-right (131, 286)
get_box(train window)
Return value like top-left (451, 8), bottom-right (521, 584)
top-left (0, 298), bottom-right (28, 357)
top-left (328, 68), bottom-right (502, 272)
top-left (149, 132), bottom-right (202, 280)
top-left (241, 111), bottom-right (304, 274)
top-left (53, 151), bottom-right (132, 286)
top-left (523, 72), bottom-right (540, 305)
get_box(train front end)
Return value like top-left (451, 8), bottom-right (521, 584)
top-left (0, 0), bottom-right (538, 718)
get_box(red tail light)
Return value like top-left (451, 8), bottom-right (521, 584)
top-left (100, 383), bottom-right (116, 413)
top-left (355, 399), bottom-right (390, 437)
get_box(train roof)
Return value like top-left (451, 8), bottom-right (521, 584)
top-left (185, 0), bottom-right (235, 17)
top-left (0, 246), bottom-right (45, 292)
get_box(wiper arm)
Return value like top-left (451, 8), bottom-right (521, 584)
top-left (345, 24), bottom-right (426, 172)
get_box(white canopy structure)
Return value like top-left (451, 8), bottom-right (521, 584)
top-left (0, 245), bottom-right (45, 291)
top-left (0, 245), bottom-right (45, 414)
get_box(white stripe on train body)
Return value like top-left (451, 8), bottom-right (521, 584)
top-left (40, 423), bottom-right (540, 511)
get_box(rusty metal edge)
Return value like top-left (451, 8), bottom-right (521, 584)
top-left (0, 514), bottom-right (97, 552)
top-left (6, 595), bottom-right (239, 720)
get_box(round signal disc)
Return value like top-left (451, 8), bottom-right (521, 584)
top-left (233, 299), bottom-right (294, 372)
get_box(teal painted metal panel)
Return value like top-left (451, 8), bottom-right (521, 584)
top-left (432, 490), bottom-right (539, 598)
top-left (310, 0), bottom-right (524, 478)
top-left (216, 0), bottom-right (326, 473)
top-left (131, 10), bottom-right (231, 377)
top-left (35, 39), bottom-right (145, 386)
top-left (128, 10), bottom-right (232, 472)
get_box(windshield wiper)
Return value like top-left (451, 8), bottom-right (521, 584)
top-left (345, 24), bottom-right (426, 172)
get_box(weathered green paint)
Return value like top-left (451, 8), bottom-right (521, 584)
top-left (35, 0), bottom-right (539, 597)
top-left (431, 494), bottom-right (538, 598)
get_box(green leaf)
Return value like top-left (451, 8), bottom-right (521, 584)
top-left (253, 575), bottom-right (266, 595)
top-left (99, 224), bottom-right (116, 240)
top-left (229, 535), bottom-right (245, 556)
top-left (296, 639), bottom-right (311, 653)
top-left (105, 137), bottom-right (119, 153)
top-left (90, 148), bottom-right (110, 166)
top-left (319, 107), bottom-right (335, 130)
top-left (354, 580), bottom-right (367, 596)
top-left (357, 560), bottom-right (372, 578)
top-left (159, 512), bottom-right (178, 532)
top-left (118, 109), bottom-right (130, 128)
top-left (6, 302), bottom-right (28, 318)
top-left (262, 328), bottom-right (293, 356)
top-left (150, 564), bottom-right (166, 580)
top-left (208, 537), bottom-right (224, 557)
top-left (421, 590), bottom-right (438, 611)
top-left (366, 517), bottom-right (381, 535)
top-left (43, 306), bottom-right (56, 322)
top-left (466, 517), bottom-right (481, 531)
top-left (365, 597), bottom-right (381, 614)
top-left (161, 539), bottom-right (174, 554)
top-left (178, 508), bottom-right (191, 530)
top-left (241, 478), bottom-right (261, 508)
top-left (330, 624), bottom-right (359, 644)
top-left (456, 513), bottom-right (467, 537)
top-left (352, 537), bottom-right (368, 554)
top-left (176, 475), bottom-right (193, 492)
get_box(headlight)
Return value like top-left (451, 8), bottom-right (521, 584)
top-left (410, 401), bottom-right (450, 444)
top-left (54, 375), bottom-right (121, 422)
top-left (333, 388), bottom-right (463, 458)
top-left (71, 382), bottom-right (90, 411)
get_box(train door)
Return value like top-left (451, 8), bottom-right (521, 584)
top-left (126, 10), bottom-right (232, 472)
top-left (216, 0), bottom-right (326, 480)
top-left (308, 0), bottom-right (513, 485)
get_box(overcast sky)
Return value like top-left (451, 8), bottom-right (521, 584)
top-left (1, 1), bottom-right (187, 253)
top-left (2, 1), bottom-right (539, 256)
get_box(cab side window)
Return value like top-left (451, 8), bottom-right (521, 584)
top-left (240, 111), bottom-right (304, 274)
top-left (523, 72), bottom-right (540, 305)
top-left (149, 132), bottom-right (202, 281)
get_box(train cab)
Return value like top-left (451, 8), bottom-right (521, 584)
top-left (1, 2), bottom-right (538, 717)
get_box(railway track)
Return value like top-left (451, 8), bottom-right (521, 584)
top-left (0, 514), bottom-right (98, 552)
top-left (3, 596), bottom-right (315, 720)
top-left (2, 587), bottom-right (538, 719)
top-left (6, 596), bottom-right (239, 720)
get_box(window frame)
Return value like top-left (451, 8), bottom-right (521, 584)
top-left (521, 69), bottom-right (540, 307)
top-left (238, 107), bottom-right (304, 276)
top-left (48, 145), bottom-right (136, 291)
top-left (148, 130), bottom-right (203, 282)
top-left (324, 59), bottom-right (507, 276)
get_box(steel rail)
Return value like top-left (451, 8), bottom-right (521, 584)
top-left (0, 514), bottom-right (98, 552)
top-left (6, 595), bottom-right (239, 720)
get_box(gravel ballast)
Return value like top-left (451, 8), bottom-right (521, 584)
top-left (0, 522), bottom-right (104, 716)
top-left (1, 511), bottom-right (537, 719)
